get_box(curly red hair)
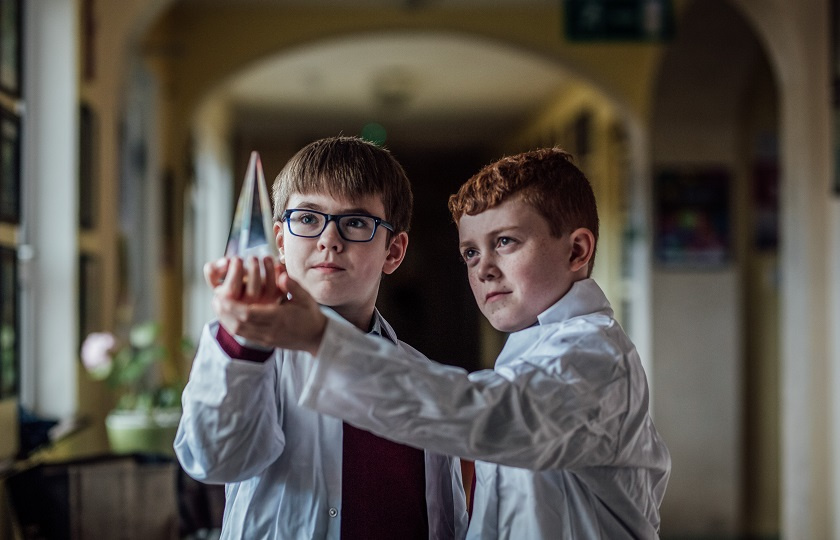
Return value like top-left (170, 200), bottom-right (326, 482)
top-left (448, 147), bottom-right (599, 273)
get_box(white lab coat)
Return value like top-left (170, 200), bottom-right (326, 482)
top-left (299, 279), bottom-right (671, 539)
top-left (174, 313), bottom-right (468, 539)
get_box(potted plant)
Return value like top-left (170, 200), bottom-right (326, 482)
top-left (80, 321), bottom-right (190, 456)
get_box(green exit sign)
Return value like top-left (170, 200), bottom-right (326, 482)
top-left (564, 0), bottom-right (675, 42)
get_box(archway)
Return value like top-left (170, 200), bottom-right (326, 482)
top-left (650, 0), bottom-right (779, 536)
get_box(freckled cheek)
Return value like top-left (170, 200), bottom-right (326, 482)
top-left (466, 272), bottom-right (483, 300)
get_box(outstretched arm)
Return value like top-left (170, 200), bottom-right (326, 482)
top-left (252, 273), bottom-right (638, 471)
top-left (296, 315), bottom-right (639, 471)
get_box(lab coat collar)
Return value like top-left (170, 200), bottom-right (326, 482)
top-left (536, 278), bottom-right (613, 326)
top-left (369, 308), bottom-right (397, 345)
top-left (319, 306), bottom-right (397, 345)
top-left (496, 279), bottom-right (614, 369)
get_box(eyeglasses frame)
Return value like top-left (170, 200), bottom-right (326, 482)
top-left (281, 208), bottom-right (395, 243)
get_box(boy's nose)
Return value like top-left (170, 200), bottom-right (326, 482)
top-left (317, 220), bottom-right (345, 252)
top-left (476, 257), bottom-right (499, 281)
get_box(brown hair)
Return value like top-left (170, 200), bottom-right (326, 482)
top-left (449, 147), bottom-right (599, 271)
top-left (272, 136), bottom-right (413, 233)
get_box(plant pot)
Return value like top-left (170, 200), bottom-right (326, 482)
top-left (105, 408), bottom-right (181, 457)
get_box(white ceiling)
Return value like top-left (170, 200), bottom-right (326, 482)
top-left (219, 31), bottom-right (571, 148)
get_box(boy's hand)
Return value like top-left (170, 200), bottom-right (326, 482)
top-left (208, 262), bottom-right (327, 356)
top-left (204, 256), bottom-right (283, 304)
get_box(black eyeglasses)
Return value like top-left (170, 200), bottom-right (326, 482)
top-left (281, 209), bottom-right (394, 242)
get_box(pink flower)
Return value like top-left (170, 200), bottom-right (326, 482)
top-left (81, 332), bottom-right (116, 377)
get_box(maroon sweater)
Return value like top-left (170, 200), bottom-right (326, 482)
top-left (216, 326), bottom-right (429, 539)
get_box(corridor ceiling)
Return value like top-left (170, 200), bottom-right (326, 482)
top-left (221, 31), bottom-right (569, 148)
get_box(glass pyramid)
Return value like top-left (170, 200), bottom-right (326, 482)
top-left (225, 151), bottom-right (279, 259)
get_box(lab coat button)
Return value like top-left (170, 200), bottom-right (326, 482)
top-left (329, 507), bottom-right (338, 518)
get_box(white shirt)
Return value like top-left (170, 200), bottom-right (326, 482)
top-left (174, 312), bottom-right (468, 539)
top-left (300, 279), bottom-right (671, 539)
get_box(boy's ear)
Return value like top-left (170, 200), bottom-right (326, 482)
top-left (568, 227), bottom-right (595, 273)
top-left (274, 222), bottom-right (285, 263)
top-left (382, 232), bottom-right (409, 275)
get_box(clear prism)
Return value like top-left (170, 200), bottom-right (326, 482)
top-left (225, 151), bottom-right (279, 260)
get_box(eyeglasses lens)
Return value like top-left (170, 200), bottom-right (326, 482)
top-left (287, 211), bottom-right (376, 241)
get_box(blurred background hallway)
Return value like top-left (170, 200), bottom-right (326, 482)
top-left (0, 1), bottom-right (838, 538)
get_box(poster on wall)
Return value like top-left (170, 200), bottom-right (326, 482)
top-left (654, 167), bottom-right (731, 269)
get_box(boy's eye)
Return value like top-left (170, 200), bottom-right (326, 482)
top-left (297, 213), bottom-right (321, 226)
top-left (497, 236), bottom-right (516, 248)
top-left (461, 248), bottom-right (478, 262)
top-left (342, 216), bottom-right (373, 230)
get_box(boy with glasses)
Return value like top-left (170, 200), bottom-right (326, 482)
top-left (226, 147), bottom-right (671, 538)
top-left (175, 136), bottom-right (467, 539)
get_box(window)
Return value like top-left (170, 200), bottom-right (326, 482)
top-left (0, 0), bottom-right (22, 403)
top-left (0, 0), bottom-right (22, 462)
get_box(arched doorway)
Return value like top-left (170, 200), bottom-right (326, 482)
top-left (650, 0), bottom-right (779, 536)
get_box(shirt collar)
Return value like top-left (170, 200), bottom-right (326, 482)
top-left (368, 309), bottom-right (396, 344)
top-left (535, 278), bottom-right (613, 326)
top-left (369, 314), bottom-right (383, 336)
